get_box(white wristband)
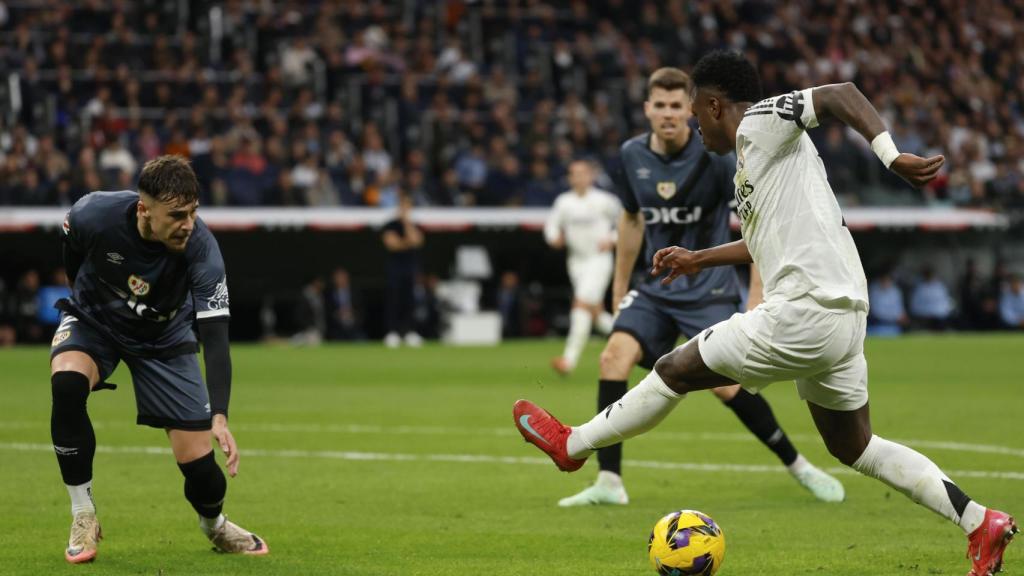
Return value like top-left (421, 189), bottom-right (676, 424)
top-left (870, 131), bottom-right (900, 169)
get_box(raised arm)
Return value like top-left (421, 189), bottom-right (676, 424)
top-left (812, 83), bottom-right (944, 188)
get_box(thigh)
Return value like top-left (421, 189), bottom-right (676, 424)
top-left (807, 401), bottom-right (872, 465)
top-left (611, 291), bottom-right (679, 369)
top-left (570, 256), bottom-right (613, 305)
top-left (50, 312), bottom-right (120, 385)
top-left (796, 312), bottom-right (868, 411)
top-left (599, 331), bottom-right (644, 379)
top-left (125, 353), bottom-right (212, 431)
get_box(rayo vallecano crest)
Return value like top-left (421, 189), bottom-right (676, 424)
top-left (128, 274), bottom-right (150, 296)
top-left (657, 181), bottom-right (677, 200)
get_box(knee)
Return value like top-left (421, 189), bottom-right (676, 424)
top-left (599, 344), bottom-right (633, 378)
top-left (824, 437), bottom-right (868, 467)
top-left (653, 351), bottom-right (691, 394)
top-left (52, 371), bottom-right (91, 409)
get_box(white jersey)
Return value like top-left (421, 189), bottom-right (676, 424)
top-left (733, 88), bottom-right (868, 311)
top-left (544, 187), bottom-right (621, 259)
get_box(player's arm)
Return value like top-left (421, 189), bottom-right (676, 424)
top-left (811, 83), bottom-right (944, 188)
top-left (382, 228), bottom-right (410, 251)
top-left (543, 198), bottom-right (565, 249)
top-left (189, 229), bottom-right (239, 475)
top-left (650, 239), bottom-right (752, 286)
top-left (612, 210), bottom-right (643, 311)
top-left (61, 206), bottom-right (89, 289)
top-left (745, 263), bottom-right (764, 310)
top-left (403, 219), bottom-right (424, 248)
top-left (62, 238), bottom-right (84, 290)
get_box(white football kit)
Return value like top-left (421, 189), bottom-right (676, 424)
top-left (698, 88), bottom-right (871, 410)
top-left (544, 188), bottom-right (621, 305)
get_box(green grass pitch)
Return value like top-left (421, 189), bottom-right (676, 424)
top-left (1, 335), bottom-right (1021, 575)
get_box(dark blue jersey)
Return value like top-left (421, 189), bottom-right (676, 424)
top-left (61, 191), bottom-right (229, 357)
top-left (615, 132), bottom-right (741, 305)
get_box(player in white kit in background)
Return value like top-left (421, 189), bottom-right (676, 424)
top-left (544, 159), bottom-right (622, 375)
top-left (515, 50), bottom-right (1016, 576)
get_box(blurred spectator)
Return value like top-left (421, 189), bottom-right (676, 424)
top-left (0, 278), bottom-right (16, 347)
top-left (497, 271), bottom-right (524, 338)
top-left (958, 258), bottom-right (1000, 330)
top-left (382, 194), bottom-right (424, 348)
top-left (36, 268), bottom-right (71, 328)
top-left (15, 269), bottom-right (43, 343)
top-left (999, 275), bottom-right (1024, 329)
top-left (412, 274), bottom-right (442, 340)
top-left (326, 268), bottom-right (362, 341)
top-left (868, 273), bottom-right (908, 336)
top-left (910, 267), bottom-right (954, 331)
top-left (291, 276), bottom-right (326, 346)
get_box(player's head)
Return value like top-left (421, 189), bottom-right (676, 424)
top-left (691, 50), bottom-right (762, 154)
top-left (136, 155), bottom-right (200, 252)
top-left (568, 159), bottom-right (593, 194)
top-left (644, 67), bottom-right (693, 145)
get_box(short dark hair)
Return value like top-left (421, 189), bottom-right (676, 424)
top-left (691, 50), bottom-right (763, 104)
top-left (137, 155), bottom-right (199, 205)
top-left (647, 67), bottom-right (693, 96)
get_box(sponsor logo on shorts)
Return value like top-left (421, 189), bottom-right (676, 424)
top-left (128, 274), bottom-right (150, 296)
top-left (51, 330), bottom-right (71, 347)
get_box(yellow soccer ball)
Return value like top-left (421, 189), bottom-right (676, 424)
top-left (648, 510), bottom-right (725, 576)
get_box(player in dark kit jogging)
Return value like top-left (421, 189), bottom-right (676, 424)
top-left (50, 155), bottom-right (267, 562)
top-left (557, 67), bottom-right (844, 507)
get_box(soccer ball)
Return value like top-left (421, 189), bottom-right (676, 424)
top-left (647, 510), bottom-right (725, 576)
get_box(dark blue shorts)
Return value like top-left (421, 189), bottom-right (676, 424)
top-left (612, 289), bottom-right (741, 369)
top-left (50, 312), bottom-right (212, 430)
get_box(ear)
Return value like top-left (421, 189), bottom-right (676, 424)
top-left (136, 199), bottom-right (149, 219)
top-left (709, 96), bottom-right (722, 120)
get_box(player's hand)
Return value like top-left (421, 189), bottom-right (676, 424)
top-left (597, 239), bottom-right (614, 252)
top-left (889, 153), bottom-right (944, 188)
top-left (651, 246), bottom-right (701, 285)
top-left (212, 414), bottom-right (239, 477)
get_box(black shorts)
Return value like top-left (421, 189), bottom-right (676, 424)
top-left (612, 289), bottom-right (741, 369)
top-left (50, 312), bottom-right (212, 430)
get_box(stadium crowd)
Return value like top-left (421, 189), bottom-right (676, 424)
top-left (1, 0), bottom-right (1024, 210)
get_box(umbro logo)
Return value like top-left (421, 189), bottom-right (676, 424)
top-left (636, 167), bottom-right (651, 180)
top-left (107, 252), bottom-right (124, 265)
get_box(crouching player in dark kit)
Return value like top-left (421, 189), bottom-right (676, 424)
top-left (50, 155), bottom-right (268, 563)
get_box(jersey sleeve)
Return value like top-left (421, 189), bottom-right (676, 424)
top-left (612, 159), bottom-right (639, 214)
top-left (188, 223), bottom-right (230, 321)
top-left (62, 194), bottom-right (98, 253)
top-left (739, 88), bottom-right (819, 154)
top-left (543, 195), bottom-right (565, 245)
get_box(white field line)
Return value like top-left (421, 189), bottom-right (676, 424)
top-left (2, 441), bottom-right (1023, 482)
top-left (2, 420), bottom-right (1023, 459)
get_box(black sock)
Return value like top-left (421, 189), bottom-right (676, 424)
top-left (943, 480), bottom-right (971, 518)
top-left (723, 388), bottom-right (798, 466)
top-left (596, 379), bottom-right (628, 476)
top-left (51, 371), bottom-right (95, 486)
top-left (178, 451), bottom-right (226, 519)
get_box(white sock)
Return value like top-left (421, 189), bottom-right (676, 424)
top-left (567, 370), bottom-right (683, 459)
top-left (562, 308), bottom-right (593, 368)
top-left (67, 481), bottom-right (95, 517)
top-left (200, 513), bottom-right (226, 536)
top-left (852, 435), bottom-right (985, 534)
top-left (596, 470), bottom-right (623, 489)
top-left (595, 311), bottom-right (615, 335)
top-left (787, 453), bottom-right (811, 475)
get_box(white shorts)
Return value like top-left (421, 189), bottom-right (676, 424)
top-left (696, 296), bottom-right (868, 411)
top-left (567, 253), bottom-right (613, 305)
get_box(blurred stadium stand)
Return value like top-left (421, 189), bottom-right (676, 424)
top-left (0, 0), bottom-right (1022, 342)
